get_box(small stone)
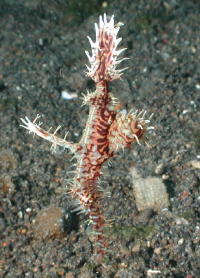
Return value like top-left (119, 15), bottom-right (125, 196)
top-left (130, 167), bottom-right (169, 212)
top-left (147, 269), bottom-right (161, 277)
top-left (0, 175), bottom-right (14, 195)
top-left (18, 211), bottom-right (23, 219)
top-left (26, 208), bottom-right (32, 212)
top-left (187, 160), bottom-right (200, 169)
top-left (175, 216), bottom-right (189, 225)
top-left (162, 174), bottom-right (169, 180)
top-left (155, 163), bottom-right (164, 175)
top-left (132, 242), bottom-right (141, 253)
top-left (178, 238), bottom-right (184, 245)
top-left (154, 247), bottom-right (162, 255)
top-left (191, 46), bottom-right (196, 53)
top-left (61, 90), bottom-right (78, 100)
top-left (32, 206), bottom-right (65, 240)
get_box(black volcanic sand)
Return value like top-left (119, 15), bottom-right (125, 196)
top-left (0, 0), bottom-right (199, 277)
